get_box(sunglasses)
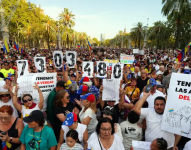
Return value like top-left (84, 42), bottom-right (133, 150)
top-left (23, 98), bottom-right (32, 103)
top-left (66, 96), bottom-right (70, 99)
top-left (168, 67), bottom-right (172, 69)
top-left (1, 94), bottom-right (10, 97)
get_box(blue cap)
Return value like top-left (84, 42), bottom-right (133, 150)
top-left (8, 73), bottom-right (13, 77)
top-left (134, 60), bottom-right (137, 63)
top-left (127, 74), bottom-right (131, 79)
top-left (62, 113), bottom-right (77, 126)
top-left (184, 70), bottom-right (190, 74)
top-left (80, 93), bottom-right (95, 102)
top-left (4, 77), bottom-right (12, 81)
top-left (147, 78), bottom-right (157, 86)
top-left (77, 85), bottom-right (88, 94)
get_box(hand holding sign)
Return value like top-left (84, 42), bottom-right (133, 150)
top-left (53, 51), bottom-right (63, 68)
top-left (66, 51), bottom-right (77, 68)
top-left (97, 61), bottom-right (107, 78)
top-left (82, 62), bottom-right (93, 78)
top-left (111, 63), bottom-right (123, 79)
top-left (34, 57), bottom-right (46, 73)
top-left (17, 60), bottom-right (29, 77)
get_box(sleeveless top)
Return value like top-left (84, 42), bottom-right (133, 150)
top-left (0, 117), bottom-right (20, 150)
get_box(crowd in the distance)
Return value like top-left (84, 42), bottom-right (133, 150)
top-left (0, 48), bottom-right (191, 150)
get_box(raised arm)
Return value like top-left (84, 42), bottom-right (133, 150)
top-left (99, 85), bottom-right (105, 110)
top-left (12, 86), bottom-right (22, 112)
top-left (33, 83), bottom-right (44, 110)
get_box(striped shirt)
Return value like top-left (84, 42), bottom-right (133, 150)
top-left (60, 143), bottom-right (83, 150)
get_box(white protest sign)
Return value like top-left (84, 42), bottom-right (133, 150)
top-left (0, 81), bottom-right (7, 92)
top-left (82, 61), bottom-right (93, 78)
top-left (133, 49), bottom-right (139, 54)
top-left (111, 63), bottom-right (124, 79)
top-left (161, 73), bottom-right (191, 138)
top-left (132, 141), bottom-right (151, 150)
top-left (139, 50), bottom-right (144, 55)
top-left (97, 61), bottom-right (107, 78)
top-left (53, 51), bottom-right (63, 68)
top-left (17, 60), bottom-right (29, 77)
top-left (102, 79), bottom-right (120, 101)
top-left (17, 74), bottom-right (36, 97)
top-left (34, 57), bottom-right (46, 73)
top-left (33, 73), bottom-right (57, 110)
top-left (120, 54), bottom-right (134, 64)
top-left (66, 51), bottom-right (77, 68)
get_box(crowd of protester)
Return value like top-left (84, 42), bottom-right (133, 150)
top-left (0, 47), bottom-right (191, 150)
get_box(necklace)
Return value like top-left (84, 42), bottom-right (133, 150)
top-left (32, 126), bottom-right (43, 150)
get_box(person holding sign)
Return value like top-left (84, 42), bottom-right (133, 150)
top-left (11, 83), bottom-right (44, 126)
top-left (133, 91), bottom-right (181, 150)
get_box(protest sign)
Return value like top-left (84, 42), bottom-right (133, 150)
top-left (161, 73), bottom-right (191, 138)
top-left (66, 51), bottom-right (77, 68)
top-left (132, 141), bottom-right (151, 150)
top-left (111, 63), bottom-right (123, 79)
top-left (102, 79), bottom-right (120, 101)
top-left (82, 61), bottom-right (93, 78)
top-left (53, 51), bottom-right (63, 68)
top-left (104, 59), bottom-right (119, 63)
top-left (139, 50), bottom-right (144, 55)
top-left (17, 60), bottom-right (29, 77)
top-left (120, 54), bottom-right (134, 64)
top-left (0, 81), bottom-right (7, 92)
top-left (133, 49), bottom-right (139, 54)
top-left (34, 57), bottom-right (46, 73)
top-left (97, 61), bottom-right (107, 78)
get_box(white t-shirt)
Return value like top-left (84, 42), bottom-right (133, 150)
top-left (141, 108), bottom-right (175, 149)
top-left (0, 99), bottom-right (18, 117)
top-left (140, 90), bottom-right (165, 108)
top-left (120, 120), bottom-right (142, 150)
top-left (60, 143), bottom-right (83, 150)
top-left (184, 140), bottom-right (191, 150)
top-left (21, 104), bottom-right (40, 126)
top-left (61, 123), bottom-right (86, 145)
top-left (156, 70), bottom-right (164, 75)
top-left (79, 106), bottom-right (98, 136)
top-left (88, 132), bottom-right (125, 150)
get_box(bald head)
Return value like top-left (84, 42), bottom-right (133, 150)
top-left (159, 65), bottom-right (165, 71)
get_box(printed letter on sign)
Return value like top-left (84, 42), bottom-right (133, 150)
top-left (111, 64), bottom-right (123, 79)
top-left (53, 51), bottom-right (63, 68)
top-left (97, 61), bottom-right (107, 78)
top-left (17, 60), bottom-right (29, 77)
top-left (82, 62), bottom-right (93, 78)
top-left (34, 57), bottom-right (46, 73)
top-left (66, 51), bottom-right (76, 68)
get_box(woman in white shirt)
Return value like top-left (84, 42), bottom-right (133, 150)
top-left (88, 117), bottom-right (125, 150)
top-left (76, 93), bottom-right (98, 137)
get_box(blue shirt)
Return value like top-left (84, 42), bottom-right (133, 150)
top-left (20, 125), bottom-right (57, 150)
top-left (66, 89), bottom-right (81, 103)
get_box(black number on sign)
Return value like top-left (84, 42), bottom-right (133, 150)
top-left (113, 64), bottom-right (121, 78)
top-left (68, 53), bottom-right (75, 67)
top-left (98, 62), bottom-right (106, 76)
top-left (54, 53), bottom-right (62, 67)
top-left (18, 61), bottom-right (26, 76)
top-left (36, 58), bottom-right (45, 73)
top-left (84, 63), bottom-right (91, 76)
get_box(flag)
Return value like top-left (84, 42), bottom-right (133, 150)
top-left (87, 39), bottom-right (91, 51)
top-left (77, 44), bottom-right (81, 48)
top-left (3, 38), bottom-right (10, 53)
top-left (81, 46), bottom-right (83, 50)
top-left (176, 42), bottom-right (191, 62)
top-left (14, 41), bottom-right (19, 51)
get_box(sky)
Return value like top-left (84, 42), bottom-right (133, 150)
top-left (30, 0), bottom-right (167, 40)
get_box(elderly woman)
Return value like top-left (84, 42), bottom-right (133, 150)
top-left (76, 93), bottom-right (98, 137)
top-left (57, 112), bottom-right (88, 150)
top-left (0, 105), bottom-right (24, 150)
top-left (20, 110), bottom-right (57, 150)
top-left (88, 117), bottom-right (125, 150)
top-left (53, 90), bottom-right (75, 141)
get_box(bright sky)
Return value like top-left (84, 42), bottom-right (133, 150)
top-left (30, 0), bottom-right (167, 40)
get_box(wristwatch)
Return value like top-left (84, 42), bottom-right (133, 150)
top-left (9, 137), bottom-right (12, 143)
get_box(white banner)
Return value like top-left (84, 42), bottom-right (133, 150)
top-left (133, 49), bottom-right (139, 54)
top-left (139, 50), bottom-right (144, 55)
top-left (161, 73), bottom-right (191, 138)
top-left (111, 63), bottom-right (123, 80)
top-left (17, 60), bottom-right (29, 77)
top-left (0, 81), bottom-right (7, 92)
top-left (53, 51), bottom-right (63, 68)
top-left (102, 79), bottom-right (120, 101)
top-left (82, 61), bottom-right (93, 78)
top-left (34, 57), bottom-right (46, 73)
top-left (66, 51), bottom-right (77, 68)
top-left (120, 54), bottom-right (134, 64)
top-left (97, 61), bottom-right (107, 78)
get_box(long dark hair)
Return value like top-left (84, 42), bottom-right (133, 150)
top-left (54, 90), bottom-right (68, 106)
top-left (66, 129), bottom-right (81, 144)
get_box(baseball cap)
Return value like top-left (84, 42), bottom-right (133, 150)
top-left (80, 93), bottom-right (95, 102)
top-left (62, 112), bottom-right (78, 126)
top-left (102, 106), bottom-right (114, 116)
top-left (23, 110), bottom-right (44, 123)
top-left (184, 70), bottom-right (190, 74)
top-left (70, 73), bottom-right (76, 77)
top-left (4, 77), bottom-right (12, 81)
top-left (147, 78), bottom-right (157, 86)
top-left (127, 74), bottom-right (132, 79)
top-left (56, 81), bottom-right (67, 88)
top-left (77, 85), bottom-right (88, 94)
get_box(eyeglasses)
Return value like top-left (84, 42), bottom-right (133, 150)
top-left (23, 98), bottom-right (32, 103)
top-left (100, 128), bottom-right (112, 132)
top-left (1, 94), bottom-right (10, 97)
top-left (0, 116), bottom-right (10, 121)
top-left (4, 64), bottom-right (9, 66)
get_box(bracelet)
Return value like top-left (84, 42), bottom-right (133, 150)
top-left (9, 137), bottom-right (12, 143)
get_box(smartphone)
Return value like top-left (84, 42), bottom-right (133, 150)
top-left (0, 131), bottom-right (6, 136)
top-left (145, 85), bottom-right (153, 93)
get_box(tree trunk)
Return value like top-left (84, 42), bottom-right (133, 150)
top-left (138, 32), bottom-right (141, 49)
top-left (47, 31), bottom-right (50, 50)
top-left (175, 15), bottom-right (181, 48)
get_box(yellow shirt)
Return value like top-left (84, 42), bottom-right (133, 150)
top-left (0, 68), bottom-right (14, 77)
top-left (130, 67), bottom-right (134, 73)
top-left (145, 68), bottom-right (151, 74)
top-left (126, 87), bottom-right (140, 100)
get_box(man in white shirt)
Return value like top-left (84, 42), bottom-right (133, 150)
top-left (140, 79), bottom-right (165, 108)
top-left (133, 91), bottom-right (181, 149)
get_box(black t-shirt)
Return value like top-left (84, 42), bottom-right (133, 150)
top-left (54, 102), bottom-right (75, 125)
top-left (137, 77), bottom-right (150, 93)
